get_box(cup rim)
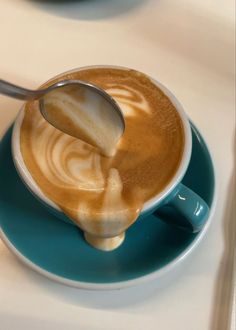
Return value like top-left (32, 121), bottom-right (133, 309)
top-left (11, 65), bottom-right (192, 216)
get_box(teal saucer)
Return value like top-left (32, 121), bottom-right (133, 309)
top-left (0, 123), bottom-right (215, 289)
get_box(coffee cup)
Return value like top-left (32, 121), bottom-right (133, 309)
top-left (12, 66), bottom-right (209, 251)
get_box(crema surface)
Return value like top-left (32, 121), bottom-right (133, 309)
top-left (20, 68), bottom-right (184, 238)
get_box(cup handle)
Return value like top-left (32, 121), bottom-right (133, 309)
top-left (154, 183), bottom-right (210, 233)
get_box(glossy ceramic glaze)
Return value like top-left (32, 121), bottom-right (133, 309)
top-left (0, 123), bottom-right (215, 289)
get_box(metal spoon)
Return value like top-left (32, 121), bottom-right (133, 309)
top-left (0, 79), bottom-right (125, 155)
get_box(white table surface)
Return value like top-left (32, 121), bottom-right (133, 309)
top-left (0, 0), bottom-right (235, 329)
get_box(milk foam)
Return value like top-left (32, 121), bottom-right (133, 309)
top-left (106, 85), bottom-right (150, 116)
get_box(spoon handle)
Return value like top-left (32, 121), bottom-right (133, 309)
top-left (0, 79), bottom-right (43, 101)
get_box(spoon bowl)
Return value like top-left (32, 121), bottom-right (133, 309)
top-left (0, 78), bottom-right (125, 155)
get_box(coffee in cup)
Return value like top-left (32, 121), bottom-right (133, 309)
top-left (19, 67), bottom-right (185, 250)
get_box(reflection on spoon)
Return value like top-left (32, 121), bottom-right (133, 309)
top-left (40, 81), bottom-right (125, 157)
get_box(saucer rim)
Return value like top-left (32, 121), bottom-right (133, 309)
top-left (0, 123), bottom-right (217, 290)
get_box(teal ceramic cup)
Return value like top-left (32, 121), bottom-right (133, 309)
top-left (11, 66), bottom-right (209, 251)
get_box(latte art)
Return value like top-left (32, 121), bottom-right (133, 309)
top-left (106, 84), bottom-right (150, 116)
top-left (20, 68), bottom-right (184, 250)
